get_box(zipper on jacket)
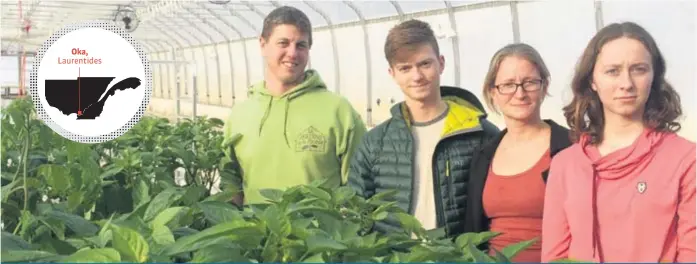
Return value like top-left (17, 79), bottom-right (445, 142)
top-left (432, 127), bottom-right (485, 234)
top-left (445, 160), bottom-right (450, 177)
top-left (447, 159), bottom-right (457, 211)
top-left (431, 142), bottom-right (446, 233)
top-left (407, 120), bottom-right (484, 233)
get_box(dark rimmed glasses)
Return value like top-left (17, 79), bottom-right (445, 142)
top-left (494, 79), bottom-right (544, 95)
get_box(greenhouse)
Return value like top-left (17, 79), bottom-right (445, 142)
top-left (1, 0), bottom-right (695, 263)
top-left (1, 0), bottom-right (694, 135)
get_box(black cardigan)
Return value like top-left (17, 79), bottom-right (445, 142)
top-left (463, 119), bottom-right (573, 248)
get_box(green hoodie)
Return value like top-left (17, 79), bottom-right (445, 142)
top-left (222, 70), bottom-right (367, 204)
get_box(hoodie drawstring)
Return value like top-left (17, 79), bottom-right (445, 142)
top-left (253, 70), bottom-right (322, 149)
top-left (283, 98), bottom-right (290, 147)
top-left (591, 166), bottom-right (605, 263)
top-left (258, 96), bottom-right (273, 136)
top-left (257, 94), bottom-right (294, 148)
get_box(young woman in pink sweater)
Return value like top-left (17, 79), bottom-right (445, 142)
top-left (541, 22), bottom-right (696, 263)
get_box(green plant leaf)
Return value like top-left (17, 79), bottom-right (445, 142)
top-left (287, 206), bottom-right (343, 219)
top-left (393, 212), bottom-right (422, 234)
top-left (8, 108), bottom-right (26, 132)
top-left (161, 221), bottom-right (262, 256)
top-left (191, 245), bottom-right (248, 263)
top-left (468, 243), bottom-right (495, 263)
top-left (372, 201), bottom-right (399, 215)
top-left (151, 224), bottom-right (175, 246)
top-left (301, 185), bottom-right (332, 201)
top-left (110, 225), bottom-right (150, 263)
top-left (425, 228), bottom-right (447, 241)
top-left (96, 216), bottom-right (114, 248)
top-left (1, 250), bottom-right (58, 262)
top-left (151, 206), bottom-right (186, 228)
top-left (180, 185), bottom-right (208, 206)
top-left (44, 210), bottom-right (99, 237)
top-left (197, 201), bottom-right (243, 225)
top-left (366, 189), bottom-right (398, 205)
top-left (1, 232), bottom-right (32, 250)
top-left (263, 204), bottom-right (291, 237)
top-left (332, 186), bottom-right (355, 205)
top-left (302, 253), bottom-right (325, 263)
top-left (372, 211), bottom-right (388, 221)
top-left (259, 189), bottom-right (284, 203)
top-left (455, 231), bottom-right (500, 249)
top-left (61, 248), bottom-right (121, 263)
top-left (132, 179), bottom-right (150, 208)
top-left (502, 237), bottom-right (537, 260)
top-left (306, 231), bottom-right (347, 253)
top-left (38, 236), bottom-right (78, 255)
top-left (67, 191), bottom-right (84, 213)
top-left (403, 245), bottom-right (436, 262)
top-left (38, 217), bottom-right (67, 240)
top-left (490, 247), bottom-right (511, 263)
top-left (38, 164), bottom-right (70, 193)
top-left (100, 166), bottom-right (123, 179)
top-left (143, 187), bottom-right (185, 222)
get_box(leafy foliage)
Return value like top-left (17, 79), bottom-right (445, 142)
top-left (1, 97), bottom-right (533, 262)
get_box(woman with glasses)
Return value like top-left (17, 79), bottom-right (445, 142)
top-left (541, 22), bottom-right (695, 263)
top-left (464, 43), bottom-right (572, 262)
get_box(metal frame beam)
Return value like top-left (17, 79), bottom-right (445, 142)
top-left (444, 1), bottom-right (461, 87)
top-left (594, 1), bottom-right (604, 31)
top-left (195, 3), bottom-right (237, 106)
top-left (140, 1), bottom-right (514, 52)
top-left (178, 6), bottom-right (217, 105)
top-left (303, 0), bottom-right (341, 95)
top-left (152, 16), bottom-right (202, 97)
top-left (198, 4), bottom-right (250, 105)
top-left (344, 1), bottom-right (372, 126)
top-left (390, 1), bottom-right (405, 22)
top-left (510, 1), bottom-right (521, 43)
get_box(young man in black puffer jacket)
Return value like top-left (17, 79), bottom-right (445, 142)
top-left (347, 19), bottom-right (499, 238)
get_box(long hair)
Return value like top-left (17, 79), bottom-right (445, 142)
top-left (563, 22), bottom-right (682, 144)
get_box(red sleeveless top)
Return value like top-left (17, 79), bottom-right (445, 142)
top-left (482, 149), bottom-right (550, 262)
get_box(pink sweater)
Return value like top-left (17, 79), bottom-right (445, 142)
top-left (541, 128), bottom-right (696, 263)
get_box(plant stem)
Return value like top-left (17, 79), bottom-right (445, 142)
top-left (12, 126), bottom-right (30, 235)
top-left (22, 131), bottom-right (30, 212)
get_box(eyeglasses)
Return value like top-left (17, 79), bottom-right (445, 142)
top-left (494, 79), bottom-right (544, 95)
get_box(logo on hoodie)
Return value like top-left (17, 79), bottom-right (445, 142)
top-left (637, 181), bottom-right (647, 194)
top-left (295, 126), bottom-right (327, 153)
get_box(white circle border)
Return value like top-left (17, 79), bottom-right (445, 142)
top-left (29, 20), bottom-right (152, 144)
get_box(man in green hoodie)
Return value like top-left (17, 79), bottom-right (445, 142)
top-left (221, 6), bottom-right (367, 206)
top-left (347, 19), bottom-right (500, 238)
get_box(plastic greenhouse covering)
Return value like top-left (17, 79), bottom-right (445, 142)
top-left (1, 0), bottom-right (695, 140)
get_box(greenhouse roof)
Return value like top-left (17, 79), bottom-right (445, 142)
top-left (1, 0), bottom-right (493, 54)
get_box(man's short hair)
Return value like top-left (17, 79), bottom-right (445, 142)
top-left (261, 6), bottom-right (313, 46)
top-left (384, 19), bottom-right (440, 66)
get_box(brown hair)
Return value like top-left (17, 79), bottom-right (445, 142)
top-left (261, 6), bottom-right (313, 46)
top-left (384, 19), bottom-right (440, 66)
top-left (563, 21), bottom-right (682, 144)
top-left (482, 43), bottom-right (551, 113)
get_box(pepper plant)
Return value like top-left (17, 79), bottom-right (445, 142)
top-left (1, 97), bottom-right (537, 263)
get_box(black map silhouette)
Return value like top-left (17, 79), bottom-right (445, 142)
top-left (45, 77), bottom-right (141, 120)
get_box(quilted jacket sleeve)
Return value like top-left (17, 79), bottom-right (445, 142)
top-left (347, 133), bottom-right (375, 199)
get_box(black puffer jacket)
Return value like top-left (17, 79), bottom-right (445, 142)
top-left (347, 86), bottom-right (500, 238)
